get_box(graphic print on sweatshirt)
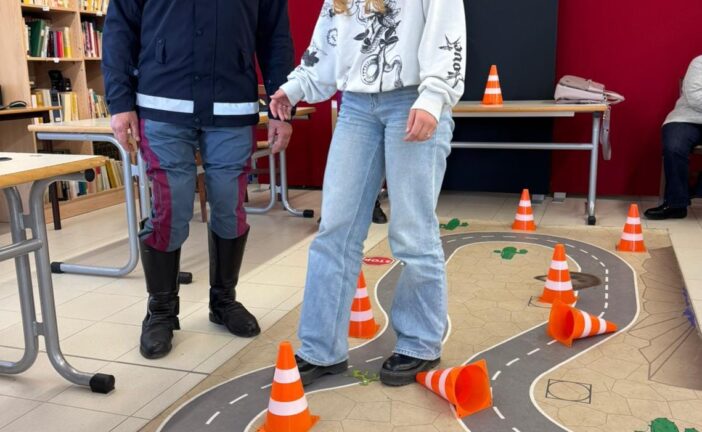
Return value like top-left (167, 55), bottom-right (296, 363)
top-left (439, 35), bottom-right (465, 89)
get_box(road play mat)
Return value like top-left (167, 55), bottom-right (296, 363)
top-left (143, 222), bottom-right (702, 432)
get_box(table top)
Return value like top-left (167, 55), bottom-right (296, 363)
top-left (0, 152), bottom-right (106, 189)
top-left (0, 106), bottom-right (59, 118)
top-left (453, 100), bottom-right (608, 114)
top-left (28, 107), bottom-right (317, 134)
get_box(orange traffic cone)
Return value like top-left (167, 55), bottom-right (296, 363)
top-left (416, 360), bottom-right (493, 418)
top-left (547, 300), bottom-right (618, 347)
top-left (482, 65), bottom-right (503, 106)
top-left (259, 342), bottom-right (319, 432)
top-left (349, 271), bottom-right (380, 339)
top-left (539, 244), bottom-right (577, 305)
top-left (512, 189), bottom-right (536, 231)
top-left (616, 204), bottom-right (647, 252)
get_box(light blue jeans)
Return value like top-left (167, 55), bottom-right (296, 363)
top-left (297, 87), bottom-right (454, 365)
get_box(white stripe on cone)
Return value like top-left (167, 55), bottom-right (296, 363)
top-left (550, 260), bottom-right (569, 270)
top-left (273, 367), bottom-right (301, 384)
top-left (620, 232), bottom-right (644, 241)
top-left (484, 88), bottom-right (502, 95)
top-left (354, 288), bottom-right (369, 299)
top-left (438, 368), bottom-right (452, 400)
top-left (579, 310), bottom-right (592, 338)
top-left (519, 200), bottom-right (531, 207)
top-left (626, 217), bottom-right (642, 224)
top-left (424, 370), bottom-right (436, 388)
top-left (545, 279), bottom-right (573, 291)
top-left (597, 318), bottom-right (608, 335)
top-left (515, 213), bottom-right (534, 221)
top-left (268, 396), bottom-right (309, 416)
top-left (350, 310), bottom-right (374, 321)
top-left (488, 75), bottom-right (500, 82)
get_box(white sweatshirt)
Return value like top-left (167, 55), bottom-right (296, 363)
top-left (280, 0), bottom-right (467, 122)
top-left (665, 55), bottom-right (702, 125)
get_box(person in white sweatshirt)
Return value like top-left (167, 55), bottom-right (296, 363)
top-left (645, 55), bottom-right (702, 220)
top-left (269, 0), bottom-right (466, 386)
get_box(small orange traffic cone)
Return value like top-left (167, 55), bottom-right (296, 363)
top-left (349, 271), bottom-right (380, 339)
top-left (482, 65), bottom-right (503, 106)
top-left (616, 204), bottom-right (647, 252)
top-left (539, 244), bottom-right (577, 305)
top-left (259, 342), bottom-right (319, 432)
top-left (547, 300), bottom-right (618, 347)
top-left (416, 360), bottom-right (493, 418)
top-left (512, 189), bottom-right (536, 231)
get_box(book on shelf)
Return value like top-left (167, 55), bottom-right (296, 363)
top-left (82, 0), bottom-right (109, 14)
top-left (21, 0), bottom-right (70, 7)
top-left (81, 21), bottom-right (102, 58)
top-left (88, 89), bottom-right (108, 119)
top-left (24, 18), bottom-right (73, 58)
top-left (31, 88), bottom-right (80, 123)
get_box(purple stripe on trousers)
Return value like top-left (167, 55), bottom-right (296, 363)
top-left (236, 128), bottom-right (254, 237)
top-left (139, 119), bottom-right (173, 251)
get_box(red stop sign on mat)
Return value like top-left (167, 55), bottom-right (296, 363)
top-left (363, 256), bottom-right (394, 266)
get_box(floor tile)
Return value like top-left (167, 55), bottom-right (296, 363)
top-left (50, 362), bottom-right (187, 416)
top-left (110, 417), bottom-right (149, 432)
top-left (0, 347), bottom-right (106, 401)
top-left (687, 278), bottom-right (702, 301)
top-left (60, 322), bottom-right (141, 361)
top-left (117, 331), bottom-right (231, 371)
top-left (673, 247), bottom-right (702, 280)
top-left (0, 403), bottom-right (125, 432)
top-left (275, 289), bottom-right (304, 311)
top-left (0, 310), bottom-right (20, 332)
top-left (244, 265), bottom-right (308, 287)
top-left (0, 317), bottom-right (95, 351)
top-left (57, 293), bottom-right (142, 321)
top-left (0, 285), bottom-right (89, 314)
top-left (0, 396), bottom-right (39, 429)
top-left (133, 373), bottom-right (207, 419)
top-left (179, 305), bottom-right (270, 335)
top-left (104, 299), bottom-right (205, 327)
top-left (193, 337), bottom-right (254, 374)
top-left (236, 282), bottom-right (301, 309)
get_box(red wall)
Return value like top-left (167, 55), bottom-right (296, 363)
top-left (551, 0), bottom-right (702, 196)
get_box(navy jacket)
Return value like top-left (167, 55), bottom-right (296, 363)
top-left (102, 0), bottom-right (294, 127)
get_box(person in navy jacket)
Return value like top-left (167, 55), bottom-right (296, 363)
top-left (103, 0), bottom-right (295, 359)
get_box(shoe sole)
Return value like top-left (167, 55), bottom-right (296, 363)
top-left (300, 360), bottom-right (349, 386)
top-left (140, 346), bottom-right (171, 360)
top-left (379, 358), bottom-right (441, 387)
top-left (209, 312), bottom-right (261, 338)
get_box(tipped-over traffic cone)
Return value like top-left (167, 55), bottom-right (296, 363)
top-left (539, 244), bottom-right (577, 305)
top-left (416, 360), bottom-right (493, 418)
top-left (616, 204), bottom-right (646, 252)
top-left (547, 300), bottom-right (618, 347)
top-left (259, 342), bottom-right (319, 432)
top-left (349, 271), bottom-right (380, 339)
top-left (512, 189), bottom-right (536, 231)
top-left (482, 65), bottom-right (503, 106)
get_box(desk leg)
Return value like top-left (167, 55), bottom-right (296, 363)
top-left (0, 188), bottom-right (40, 374)
top-left (43, 140), bottom-right (62, 231)
top-left (278, 150), bottom-right (314, 218)
top-left (28, 179), bottom-right (115, 393)
top-left (245, 151), bottom-right (278, 214)
top-left (587, 113), bottom-right (602, 225)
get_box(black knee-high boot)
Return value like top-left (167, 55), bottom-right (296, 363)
top-left (208, 228), bottom-right (261, 337)
top-left (139, 240), bottom-right (181, 359)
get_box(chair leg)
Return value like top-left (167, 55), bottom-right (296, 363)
top-left (197, 174), bottom-right (208, 223)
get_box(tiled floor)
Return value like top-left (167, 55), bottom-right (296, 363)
top-left (0, 189), bottom-right (700, 431)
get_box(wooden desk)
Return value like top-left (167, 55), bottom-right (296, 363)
top-left (27, 109), bottom-right (316, 279)
top-left (0, 106), bottom-right (58, 123)
top-left (0, 152), bottom-right (115, 394)
top-left (451, 101), bottom-right (610, 225)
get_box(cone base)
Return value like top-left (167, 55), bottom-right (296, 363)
top-left (539, 292), bottom-right (577, 306)
top-left (349, 322), bottom-right (380, 339)
top-left (616, 241), bottom-right (646, 253)
top-left (258, 414), bottom-right (319, 432)
top-left (512, 221), bottom-right (536, 231)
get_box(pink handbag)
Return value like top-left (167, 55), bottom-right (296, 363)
top-left (554, 75), bottom-right (625, 161)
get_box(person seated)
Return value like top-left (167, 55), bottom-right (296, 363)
top-left (645, 55), bottom-right (702, 220)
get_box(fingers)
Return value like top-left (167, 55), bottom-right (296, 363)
top-left (270, 122), bottom-right (293, 154)
top-left (115, 128), bottom-right (130, 150)
top-left (270, 90), bottom-right (292, 121)
top-left (406, 109), bottom-right (417, 134)
top-left (129, 116), bottom-right (140, 149)
top-left (404, 110), bottom-right (437, 142)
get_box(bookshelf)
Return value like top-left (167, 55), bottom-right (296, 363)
top-left (0, 0), bottom-right (116, 223)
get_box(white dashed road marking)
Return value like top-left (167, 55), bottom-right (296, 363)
top-left (229, 394), bottom-right (248, 405)
top-left (365, 356), bottom-right (383, 363)
top-left (260, 384), bottom-right (272, 390)
top-left (493, 407), bottom-right (505, 420)
top-left (527, 348), bottom-right (540, 356)
top-left (206, 411), bottom-right (220, 426)
top-left (492, 371), bottom-right (502, 381)
top-left (547, 340), bottom-right (558, 345)
top-left (506, 358), bottom-right (520, 367)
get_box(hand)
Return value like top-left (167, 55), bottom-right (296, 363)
top-left (405, 109), bottom-right (438, 142)
top-left (110, 111), bottom-right (140, 152)
top-left (269, 89), bottom-right (293, 121)
top-left (268, 119), bottom-right (293, 154)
